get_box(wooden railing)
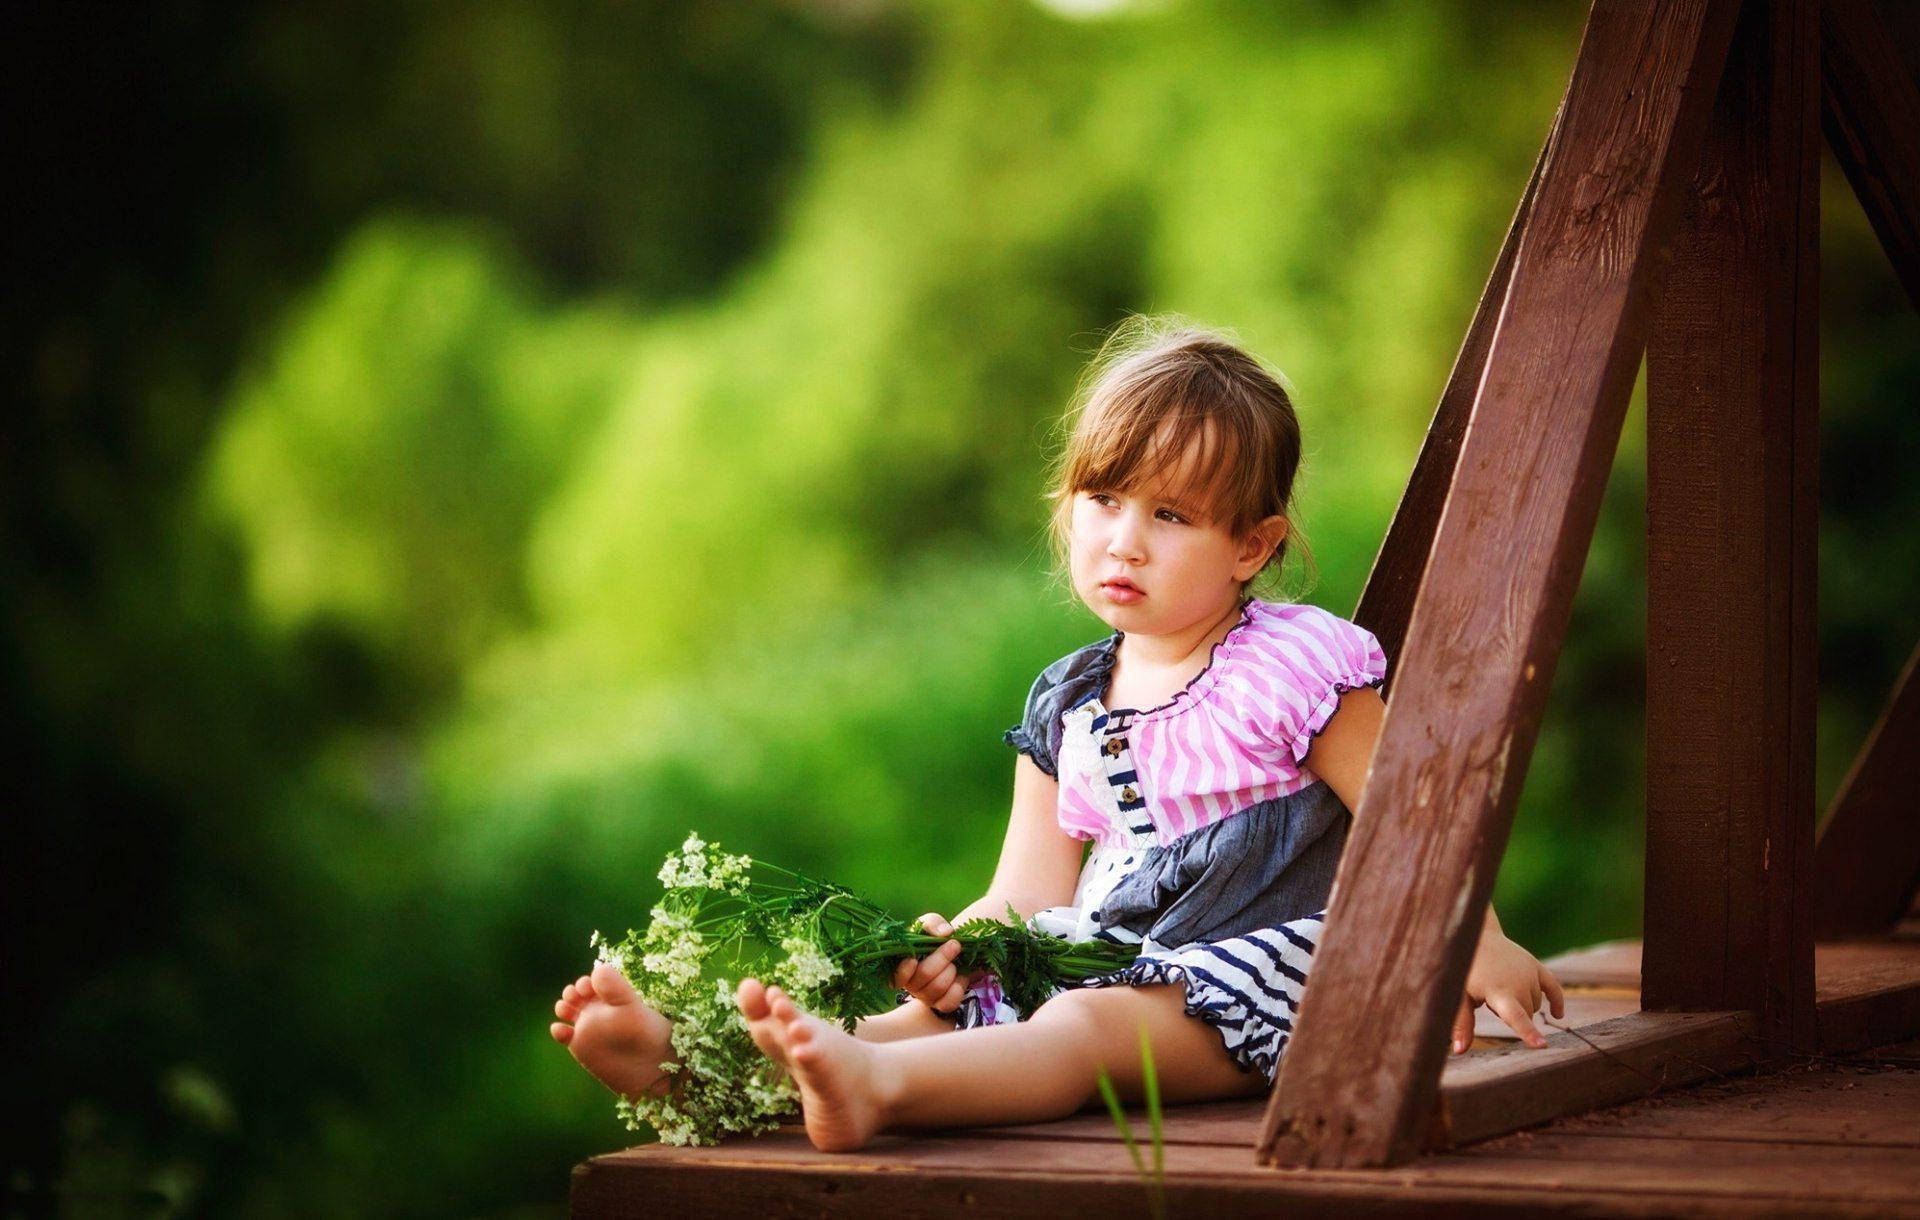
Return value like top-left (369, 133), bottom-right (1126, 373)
top-left (1257, 0), bottom-right (1920, 1169)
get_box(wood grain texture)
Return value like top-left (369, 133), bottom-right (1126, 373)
top-left (1257, 0), bottom-right (1744, 1169)
top-left (1429, 1010), bottom-right (1765, 1150)
top-left (1815, 641), bottom-right (1920, 937)
top-left (1821, 0), bottom-right (1920, 310)
top-left (1642, 0), bottom-right (1820, 1061)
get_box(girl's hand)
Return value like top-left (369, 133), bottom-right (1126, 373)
top-left (1451, 933), bottom-right (1566, 1052)
top-left (894, 912), bottom-right (969, 1014)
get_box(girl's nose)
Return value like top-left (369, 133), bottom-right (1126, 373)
top-left (1106, 510), bottom-right (1147, 562)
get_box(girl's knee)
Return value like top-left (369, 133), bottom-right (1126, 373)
top-left (1028, 986), bottom-right (1105, 1036)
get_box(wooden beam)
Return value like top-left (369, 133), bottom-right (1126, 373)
top-left (1815, 641), bottom-right (1920, 937)
top-left (1426, 1010), bottom-right (1764, 1151)
top-left (1257, 0), bottom-right (1742, 1169)
top-left (1642, 0), bottom-right (1820, 1060)
top-left (1354, 99), bottom-right (1565, 683)
top-left (1821, 0), bottom-right (1920, 311)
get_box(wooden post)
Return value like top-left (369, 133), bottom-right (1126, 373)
top-left (1815, 641), bottom-right (1920, 937)
top-left (1643, 0), bottom-right (1820, 1058)
top-left (1821, 0), bottom-right (1920, 310)
top-left (1258, 0), bottom-right (1742, 1170)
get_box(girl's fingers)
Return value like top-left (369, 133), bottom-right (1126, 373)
top-left (937, 983), bottom-right (964, 1013)
top-left (1488, 993), bottom-right (1548, 1048)
top-left (909, 941), bottom-right (962, 991)
top-left (1450, 995), bottom-right (1475, 1053)
top-left (1541, 965), bottom-right (1567, 1018)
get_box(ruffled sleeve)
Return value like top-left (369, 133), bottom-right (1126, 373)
top-left (1002, 637), bottom-right (1119, 779)
top-left (1004, 663), bottom-right (1066, 777)
top-left (1254, 604), bottom-right (1389, 765)
top-left (1002, 681), bottom-right (1056, 776)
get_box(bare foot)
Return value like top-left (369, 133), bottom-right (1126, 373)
top-left (736, 978), bottom-right (896, 1153)
top-left (551, 962), bottom-right (677, 1100)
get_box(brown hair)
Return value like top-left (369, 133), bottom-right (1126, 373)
top-left (1044, 314), bottom-right (1317, 597)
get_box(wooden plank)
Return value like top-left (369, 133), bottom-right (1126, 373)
top-left (1257, 0), bottom-right (1744, 1169)
top-left (1423, 936), bottom-right (1920, 1147)
top-left (1818, 979), bottom-right (1920, 1054)
top-left (1430, 1011), bottom-right (1765, 1150)
top-left (1354, 97), bottom-right (1564, 685)
top-left (994, 939), bottom-right (1918, 1150)
top-left (575, 982), bottom-right (1920, 1217)
top-left (1815, 641), bottom-right (1920, 937)
top-left (1642, 0), bottom-right (1820, 1060)
top-left (1816, 935), bottom-right (1920, 1001)
top-left (976, 1044), bottom-right (1920, 1151)
top-left (1550, 1064), bottom-right (1920, 1147)
top-left (579, 1114), bottom-right (1920, 1218)
top-left (1821, 0), bottom-right (1920, 310)
top-left (574, 1150), bottom-right (1920, 1220)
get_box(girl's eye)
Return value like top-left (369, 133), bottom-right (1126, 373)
top-left (1088, 492), bottom-right (1117, 507)
top-left (1156, 508), bottom-right (1188, 524)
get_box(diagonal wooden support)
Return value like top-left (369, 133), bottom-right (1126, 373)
top-left (1355, 98), bottom-right (1564, 681)
top-left (1821, 0), bottom-right (1920, 310)
top-left (1644, 0), bottom-right (1820, 1058)
top-left (1815, 640), bottom-right (1920, 937)
top-left (1257, 0), bottom-right (1743, 1169)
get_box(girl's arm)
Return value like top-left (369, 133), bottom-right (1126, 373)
top-left (957, 754), bottom-right (1083, 924)
top-left (1302, 687), bottom-right (1566, 1052)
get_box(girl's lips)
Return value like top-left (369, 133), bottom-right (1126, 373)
top-left (1100, 580), bottom-right (1144, 604)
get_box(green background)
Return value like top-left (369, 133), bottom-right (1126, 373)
top-left (7, 1), bottom-right (1916, 1215)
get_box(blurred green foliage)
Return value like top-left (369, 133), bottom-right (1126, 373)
top-left (7, 0), bottom-right (1917, 1216)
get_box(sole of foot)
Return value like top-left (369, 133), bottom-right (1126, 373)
top-left (552, 961), bottom-right (676, 1101)
top-left (736, 977), bottom-right (893, 1153)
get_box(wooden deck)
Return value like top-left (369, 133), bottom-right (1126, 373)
top-left (572, 926), bottom-right (1920, 1217)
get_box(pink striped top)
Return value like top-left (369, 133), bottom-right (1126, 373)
top-left (1035, 600), bottom-right (1387, 849)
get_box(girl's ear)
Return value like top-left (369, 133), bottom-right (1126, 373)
top-left (1235, 514), bottom-right (1290, 580)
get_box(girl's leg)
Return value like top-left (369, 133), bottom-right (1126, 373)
top-left (879, 981), bottom-right (1268, 1128)
top-left (737, 977), bottom-right (1265, 1151)
top-left (852, 1000), bottom-right (966, 1043)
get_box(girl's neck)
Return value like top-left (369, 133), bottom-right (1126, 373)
top-left (1117, 595), bottom-right (1250, 672)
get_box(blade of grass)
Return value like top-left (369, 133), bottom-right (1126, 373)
top-left (1092, 1065), bottom-right (1146, 1178)
top-left (1138, 1022), bottom-right (1163, 1183)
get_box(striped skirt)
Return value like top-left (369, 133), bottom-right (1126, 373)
top-left (932, 909), bottom-right (1326, 1086)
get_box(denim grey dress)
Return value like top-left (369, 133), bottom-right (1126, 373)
top-left (904, 600), bottom-right (1388, 1083)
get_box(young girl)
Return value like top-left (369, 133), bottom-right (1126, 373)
top-left (551, 316), bottom-right (1566, 1153)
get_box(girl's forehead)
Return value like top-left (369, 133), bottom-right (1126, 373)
top-left (1134, 424), bottom-right (1232, 504)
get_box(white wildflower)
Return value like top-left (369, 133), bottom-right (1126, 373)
top-left (641, 928), bottom-right (708, 990)
top-left (707, 850), bottom-right (752, 894)
top-left (778, 933), bottom-right (843, 991)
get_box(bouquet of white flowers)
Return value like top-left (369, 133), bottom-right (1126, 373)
top-left (590, 832), bottom-right (1142, 1146)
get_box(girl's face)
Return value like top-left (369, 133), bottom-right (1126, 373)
top-left (1067, 458), bottom-right (1282, 641)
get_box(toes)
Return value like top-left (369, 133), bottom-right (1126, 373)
top-left (768, 988), bottom-right (799, 1022)
top-left (555, 997), bottom-right (580, 1021)
top-left (736, 976), bottom-right (772, 1020)
top-left (563, 984), bottom-right (582, 1006)
top-left (575, 974), bottom-right (597, 1000)
top-left (589, 961), bottom-right (636, 1006)
top-left (550, 1022), bottom-right (574, 1044)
